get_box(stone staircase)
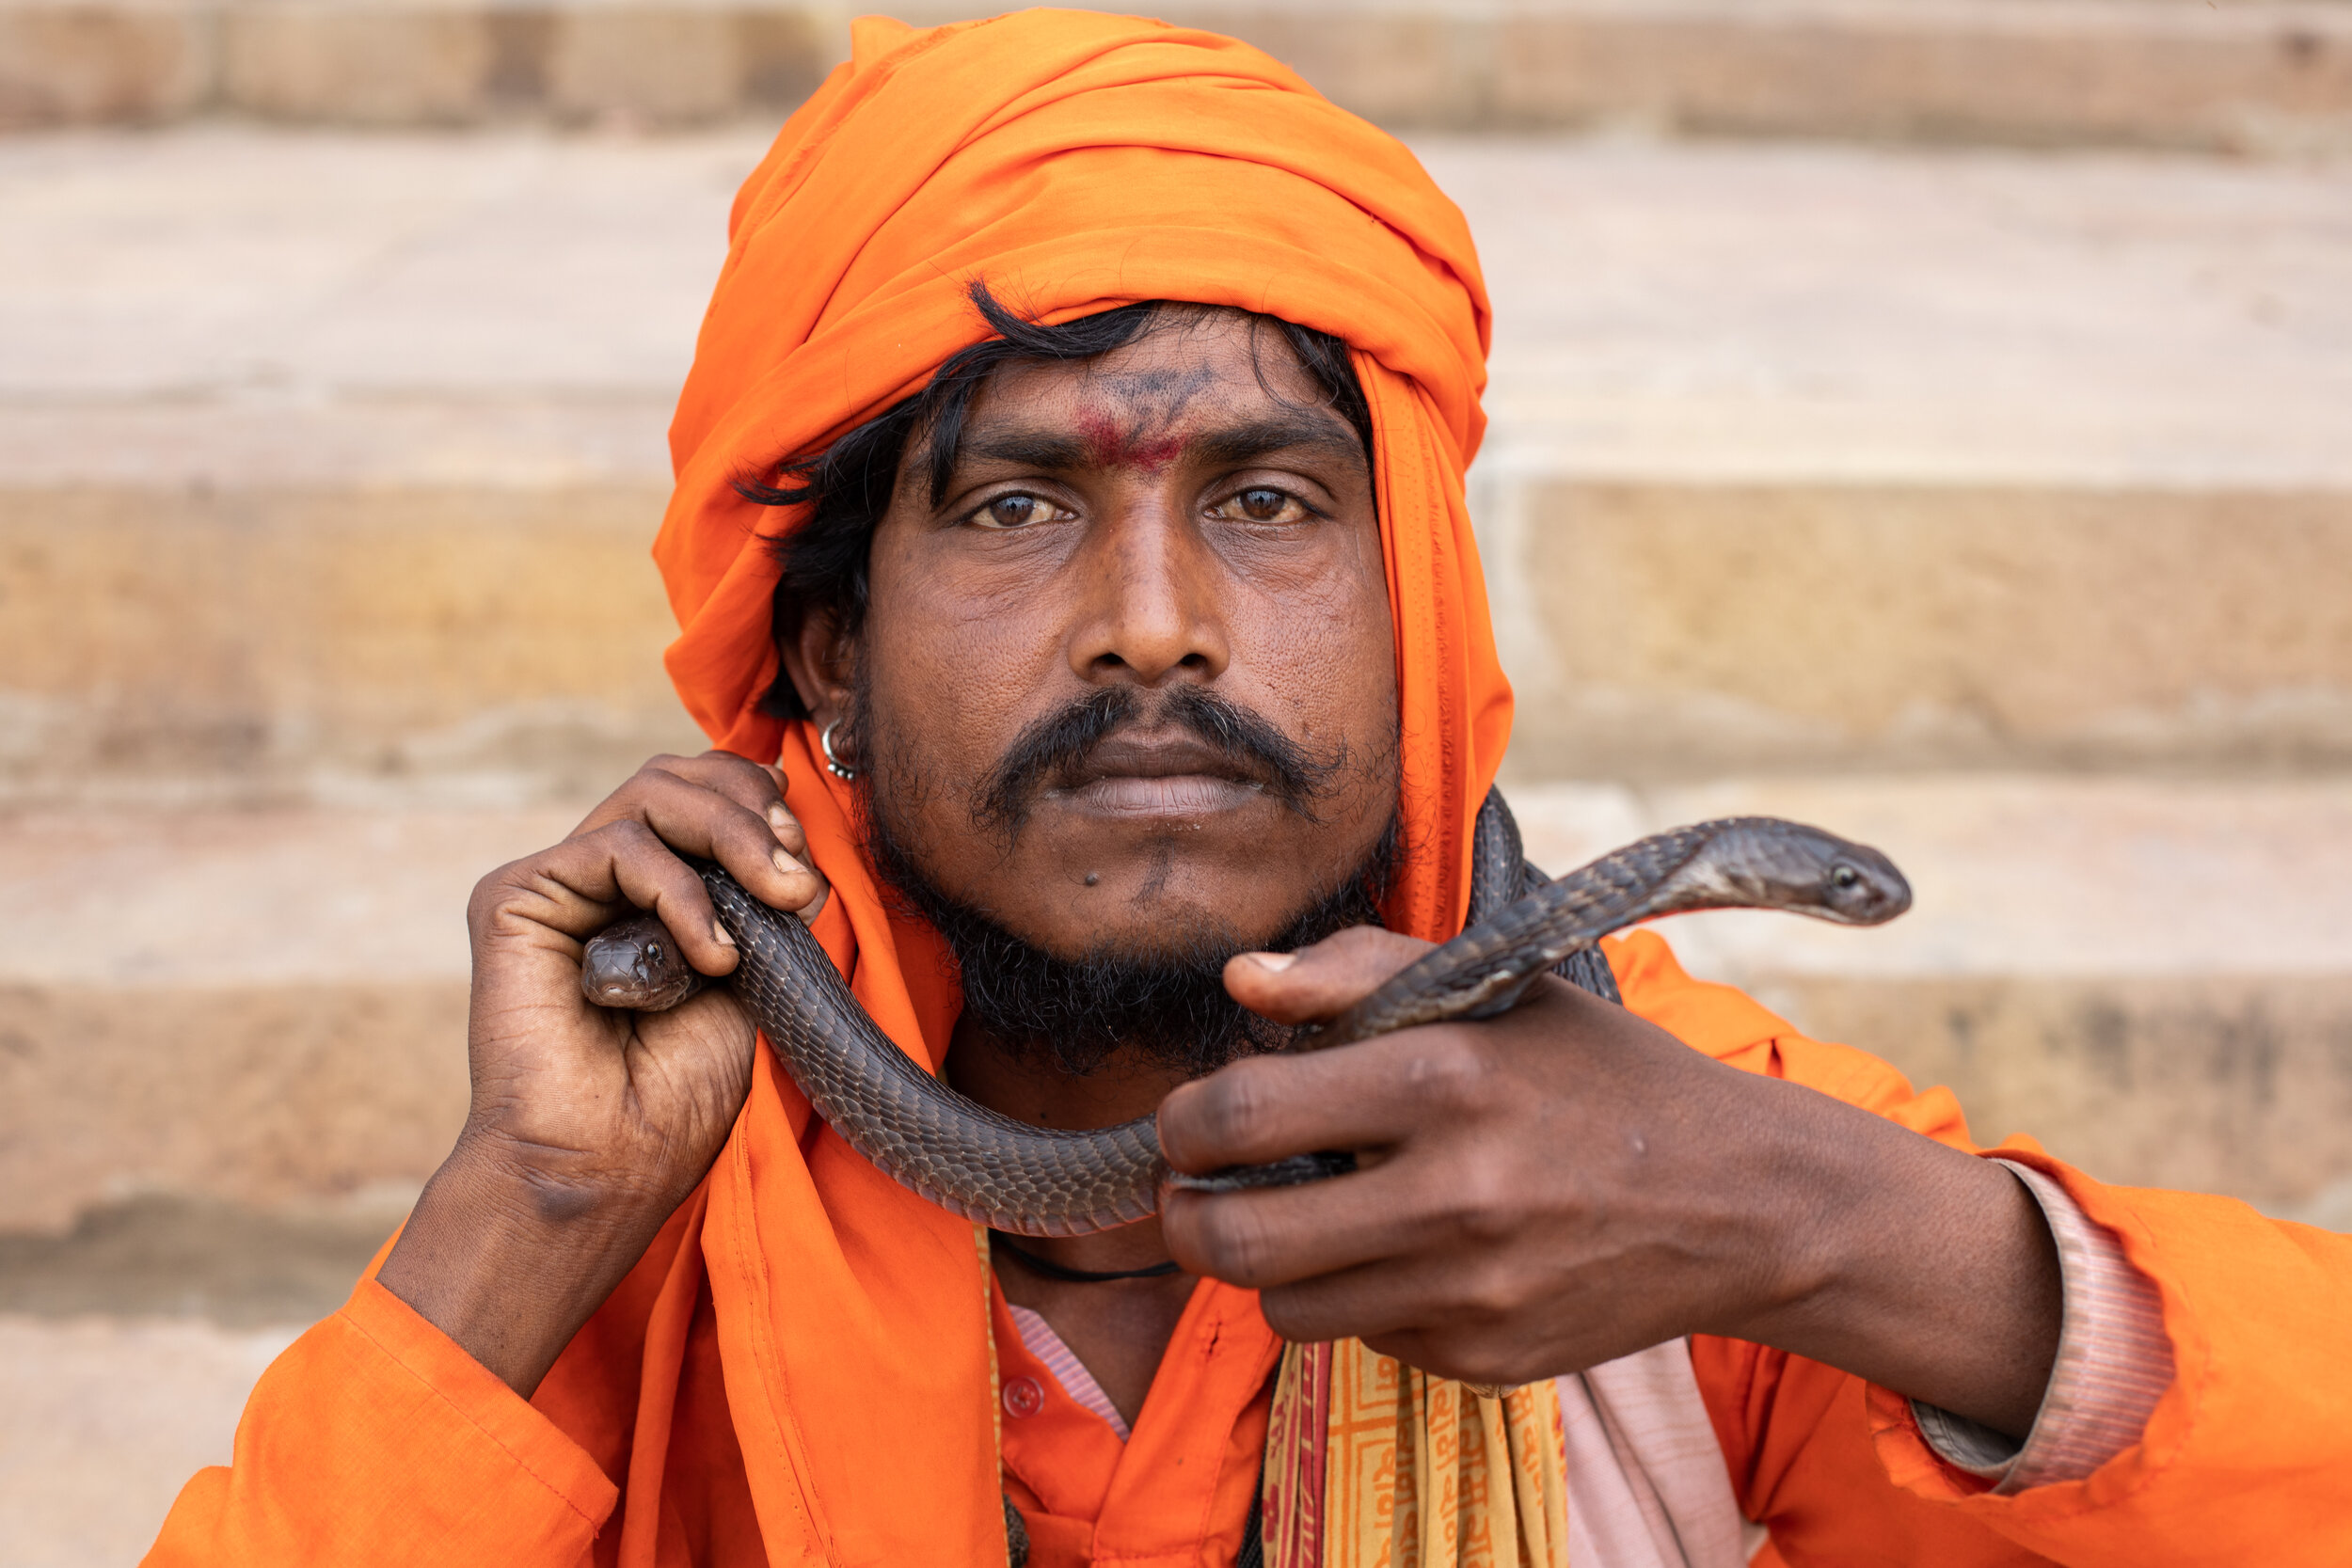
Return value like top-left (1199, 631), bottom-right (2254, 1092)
top-left (3, 7), bottom-right (2350, 1561)
top-left (9, 0), bottom-right (2352, 153)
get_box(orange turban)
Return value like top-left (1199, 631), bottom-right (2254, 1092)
top-left (644, 10), bottom-right (1509, 1561)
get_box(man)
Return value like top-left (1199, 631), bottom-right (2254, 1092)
top-left (149, 11), bottom-right (2347, 1566)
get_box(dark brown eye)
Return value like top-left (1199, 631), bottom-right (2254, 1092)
top-left (1237, 487), bottom-right (1287, 520)
top-left (1207, 487), bottom-right (1309, 525)
top-left (981, 495), bottom-right (1051, 529)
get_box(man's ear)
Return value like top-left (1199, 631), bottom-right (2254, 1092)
top-left (779, 610), bottom-right (856, 728)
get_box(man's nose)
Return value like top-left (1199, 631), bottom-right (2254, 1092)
top-left (1066, 501), bottom-right (1232, 687)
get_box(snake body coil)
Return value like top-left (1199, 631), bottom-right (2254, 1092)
top-left (583, 791), bottom-right (1910, 1237)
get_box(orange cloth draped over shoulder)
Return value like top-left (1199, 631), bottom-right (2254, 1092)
top-left (646, 10), bottom-right (1504, 1564)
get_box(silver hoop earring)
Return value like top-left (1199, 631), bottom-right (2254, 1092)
top-left (819, 718), bottom-right (858, 781)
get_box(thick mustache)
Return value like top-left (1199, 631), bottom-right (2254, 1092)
top-left (972, 686), bottom-right (1343, 834)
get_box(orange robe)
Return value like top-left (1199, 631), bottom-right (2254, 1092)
top-left (148, 931), bottom-right (2352, 1565)
top-left (146, 11), bottom-right (2352, 1564)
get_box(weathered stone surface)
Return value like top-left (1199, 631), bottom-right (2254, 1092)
top-left (221, 4), bottom-right (494, 125)
top-left (0, 486), bottom-right (705, 804)
top-left (0, 126), bottom-right (749, 799)
top-left (542, 7), bottom-right (745, 124)
top-left (0, 1313), bottom-right (297, 1567)
top-left (1502, 483), bottom-right (2352, 777)
top-left (0, 3), bottom-right (211, 127)
top-left (6, 130), bottom-right (2349, 798)
top-left (0, 979), bottom-right (470, 1232)
top-left (0, 1197), bottom-right (405, 1560)
top-left (1437, 135), bottom-right (2352, 777)
top-left (0, 806), bottom-right (573, 1228)
top-left (0, 1194), bottom-right (402, 1325)
top-left (1487, 0), bottom-right (2352, 150)
top-left (7, 779), bottom-right (2349, 1228)
top-left (1507, 773), bottom-right (2352, 1208)
top-left (0, 125), bottom-right (755, 414)
top-left (2, 1), bottom-right (2350, 149)
top-left (1758, 973), bottom-right (2352, 1207)
top-left (1507, 774), bottom-right (2352, 986)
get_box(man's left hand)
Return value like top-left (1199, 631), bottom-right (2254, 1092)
top-left (1155, 927), bottom-right (2062, 1437)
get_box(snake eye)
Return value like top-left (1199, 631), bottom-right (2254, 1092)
top-left (1829, 864), bottom-right (1861, 891)
top-left (647, 943), bottom-right (665, 963)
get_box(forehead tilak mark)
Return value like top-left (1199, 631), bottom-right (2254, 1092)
top-left (1069, 364), bottom-right (1224, 477)
top-left (1077, 411), bottom-right (1187, 475)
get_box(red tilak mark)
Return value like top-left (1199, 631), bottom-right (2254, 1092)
top-left (1078, 412), bottom-right (1185, 475)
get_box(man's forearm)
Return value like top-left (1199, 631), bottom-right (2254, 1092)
top-left (1718, 1076), bottom-right (2062, 1438)
top-left (378, 1135), bottom-right (678, 1397)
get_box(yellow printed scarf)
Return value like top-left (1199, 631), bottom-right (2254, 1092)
top-left (1262, 1339), bottom-right (1570, 1568)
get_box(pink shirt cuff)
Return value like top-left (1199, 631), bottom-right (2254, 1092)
top-left (1910, 1159), bottom-right (2175, 1494)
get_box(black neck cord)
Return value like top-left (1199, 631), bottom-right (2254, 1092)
top-left (990, 1231), bottom-right (1183, 1283)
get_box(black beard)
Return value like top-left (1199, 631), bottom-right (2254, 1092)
top-left (866, 802), bottom-right (1398, 1078)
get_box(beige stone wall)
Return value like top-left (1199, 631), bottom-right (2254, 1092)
top-left (20, 481), bottom-right (2352, 803)
top-left (0, 486), bottom-right (704, 803)
top-left (1505, 483), bottom-right (2352, 778)
top-left (0, 982), bottom-right (471, 1233)
top-left (1762, 973), bottom-right (2352, 1209)
top-left (4, 0), bottom-right (2350, 151)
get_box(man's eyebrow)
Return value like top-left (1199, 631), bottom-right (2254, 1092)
top-left (961, 430), bottom-right (1091, 470)
top-left (958, 413), bottom-right (1368, 477)
top-left (1186, 413), bottom-right (1369, 475)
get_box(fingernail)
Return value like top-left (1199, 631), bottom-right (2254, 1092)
top-left (712, 919), bottom-right (736, 947)
top-left (1246, 952), bottom-right (1297, 972)
top-left (773, 847), bottom-right (805, 876)
top-left (768, 802), bottom-right (793, 837)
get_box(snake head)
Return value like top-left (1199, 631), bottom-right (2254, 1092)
top-left (1702, 819), bottom-right (1913, 927)
top-left (1811, 841), bottom-right (1912, 925)
top-left (580, 912), bottom-right (707, 1011)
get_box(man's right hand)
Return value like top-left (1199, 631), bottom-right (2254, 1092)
top-left (377, 752), bottom-right (827, 1396)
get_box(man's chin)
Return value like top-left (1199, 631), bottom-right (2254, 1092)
top-left (1001, 903), bottom-right (1289, 970)
top-left (937, 912), bottom-right (1288, 1077)
top-left (866, 785), bottom-right (1397, 1077)
top-left (1010, 801), bottom-right (1300, 888)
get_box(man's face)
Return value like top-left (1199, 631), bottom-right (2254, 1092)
top-left (853, 312), bottom-right (1399, 968)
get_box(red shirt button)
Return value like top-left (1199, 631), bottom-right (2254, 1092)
top-left (1002, 1375), bottom-right (1045, 1418)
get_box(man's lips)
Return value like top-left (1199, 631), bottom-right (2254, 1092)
top-left (1040, 733), bottom-right (1269, 816)
top-left (1064, 774), bottom-right (1263, 815)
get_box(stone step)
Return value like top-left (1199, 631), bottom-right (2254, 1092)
top-left (1424, 135), bottom-right (2352, 780)
top-left (0, 1312), bottom-right (299, 1568)
top-left (0, 1194), bottom-right (403, 1325)
top-left (0, 124), bottom-right (737, 805)
top-left (0, 803), bottom-right (574, 1232)
top-left (6, 0), bottom-right (2352, 153)
top-left (3, 779), bottom-right (2348, 1243)
top-left (1505, 774), bottom-right (2352, 1208)
top-left (4, 129), bottom-right (2347, 800)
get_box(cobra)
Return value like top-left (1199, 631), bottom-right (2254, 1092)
top-left (580, 790), bottom-right (1912, 1237)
